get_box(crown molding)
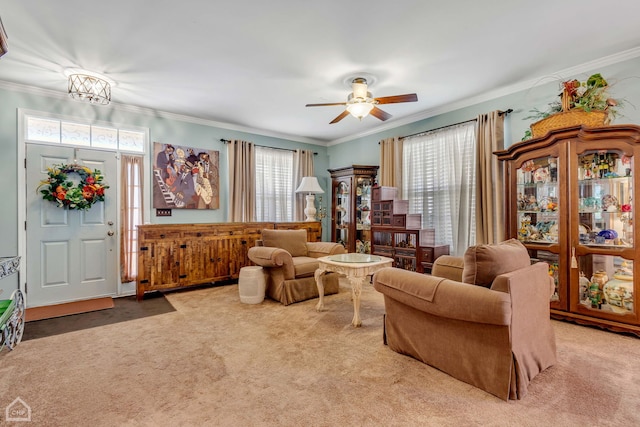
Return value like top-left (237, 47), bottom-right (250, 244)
top-left (328, 46), bottom-right (640, 146)
top-left (0, 79), bottom-right (327, 146)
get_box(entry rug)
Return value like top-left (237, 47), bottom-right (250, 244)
top-left (22, 293), bottom-right (175, 340)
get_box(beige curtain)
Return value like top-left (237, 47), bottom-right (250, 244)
top-left (379, 136), bottom-right (403, 193)
top-left (293, 149), bottom-right (315, 221)
top-left (475, 111), bottom-right (505, 244)
top-left (120, 155), bottom-right (144, 283)
top-left (227, 139), bottom-right (256, 222)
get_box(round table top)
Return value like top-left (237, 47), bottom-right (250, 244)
top-left (326, 253), bottom-right (390, 264)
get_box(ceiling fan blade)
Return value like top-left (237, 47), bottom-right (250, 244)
top-left (306, 102), bottom-right (347, 107)
top-left (370, 107), bottom-right (392, 121)
top-left (374, 93), bottom-right (418, 104)
top-left (329, 110), bottom-right (350, 124)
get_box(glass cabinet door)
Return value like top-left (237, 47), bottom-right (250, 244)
top-left (516, 155), bottom-right (564, 307)
top-left (576, 254), bottom-right (634, 316)
top-left (354, 177), bottom-right (373, 253)
top-left (574, 150), bottom-right (635, 320)
top-left (334, 181), bottom-right (350, 249)
top-left (516, 156), bottom-right (560, 245)
top-left (577, 151), bottom-right (633, 248)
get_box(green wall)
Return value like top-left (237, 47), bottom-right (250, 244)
top-left (0, 86), bottom-right (331, 294)
top-left (327, 56), bottom-right (640, 169)
top-left (2, 55), bottom-right (639, 294)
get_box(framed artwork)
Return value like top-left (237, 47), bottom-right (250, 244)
top-left (153, 142), bottom-right (219, 209)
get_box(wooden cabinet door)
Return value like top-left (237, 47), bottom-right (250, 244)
top-left (137, 240), bottom-right (152, 297)
top-left (228, 234), bottom-right (247, 278)
top-left (151, 239), bottom-right (181, 290)
top-left (210, 233), bottom-right (232, 280)
top-left (180, 236), bottom-right (215, 284)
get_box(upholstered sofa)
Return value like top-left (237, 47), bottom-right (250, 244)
top-left (372, 239), bottom-right (557, 400)
top-left (247, 229), bottom-right (346, 305)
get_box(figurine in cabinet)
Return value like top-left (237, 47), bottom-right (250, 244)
top-left (533, 166), bottom-right (550, 183)
top-left (579, 272), bottom-right (590, 302)
top-left (518, 215), bottom-right (542, 241)
top-left (549, 158), bottom-right (558, 181)
top-left (589, 282), bottom-right (603, 308)
top-left (525, 195), bottom-right (538, 210)
top-left (602, 261), bottom-right (634, 313)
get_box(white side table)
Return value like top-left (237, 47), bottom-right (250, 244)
top-left (238, 266), bottom-right (266, 304)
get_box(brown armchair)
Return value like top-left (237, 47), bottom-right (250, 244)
top-left (373, 239), bottom-right (557, 400)
top-left (248, 229), bottom-right (347, 305)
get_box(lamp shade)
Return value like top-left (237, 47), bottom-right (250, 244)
top-left (295, 176), bottom-right (324, 194)
top-left (346, 102), bottom-right (374, 119)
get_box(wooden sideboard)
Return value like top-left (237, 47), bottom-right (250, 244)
top-left (136, 221), bottom-right (321, 300)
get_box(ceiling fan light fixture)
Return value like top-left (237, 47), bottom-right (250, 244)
top-left (305, 75), bottom-right (416, 124)
top-left (67, 73), bottom-right (111, 105)
top-left (351, 78), bottom-right (369, 99)
top-left (346, 101), bottom-right (374, 120)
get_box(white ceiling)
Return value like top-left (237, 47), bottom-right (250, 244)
top-left (1, 0), bottom-right (639, 145)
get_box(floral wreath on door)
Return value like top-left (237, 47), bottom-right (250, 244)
top-left (37, 164), bottom-right (109, 211)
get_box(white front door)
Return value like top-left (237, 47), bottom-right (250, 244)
top-left (25, 144), bottom-right (118, 307)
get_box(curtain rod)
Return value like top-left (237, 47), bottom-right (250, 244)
top-left (399, 108), bottom-right (513, 140)
top-left (220, 139), bottom-right (317, 155)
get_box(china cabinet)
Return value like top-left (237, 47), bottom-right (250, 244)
top-left (328, 165), bottom-right (378, 253)
top-left (496, 124), bottom-right (640, 336)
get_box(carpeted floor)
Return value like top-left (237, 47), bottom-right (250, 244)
top-left (1, 281), bottom-right (639, 426)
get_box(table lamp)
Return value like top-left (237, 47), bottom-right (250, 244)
top-left (295, 176), bottom-right (324, 221)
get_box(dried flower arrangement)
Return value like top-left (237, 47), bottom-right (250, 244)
top-left (522, 73), bottom-right (622, 141)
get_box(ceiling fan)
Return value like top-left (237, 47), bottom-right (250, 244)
top-left (305, 77), bottom-right (418, 124)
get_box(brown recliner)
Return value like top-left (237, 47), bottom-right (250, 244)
top-left (373, 239), bottom-right (557, 400)
top-left (248, 229), bottom-right (347, 305)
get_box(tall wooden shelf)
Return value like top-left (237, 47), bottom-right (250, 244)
top-left (496, 124), bottom-right (640, 336)
top-left (369, 187), bottom-right (449, 273)
top-left (136, 221), bottom-right (321, 300)
top-left (328, 165), bottom-right (378, 253)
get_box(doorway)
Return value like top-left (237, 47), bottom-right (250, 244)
top-left (25, 144), bottom-right (118, 307)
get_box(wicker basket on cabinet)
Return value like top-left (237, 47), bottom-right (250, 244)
top-left (530, 88), bottom-right (609, 138)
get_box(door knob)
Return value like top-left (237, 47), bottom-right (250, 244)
top-left (107, 231), bottom-right (114, 236)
